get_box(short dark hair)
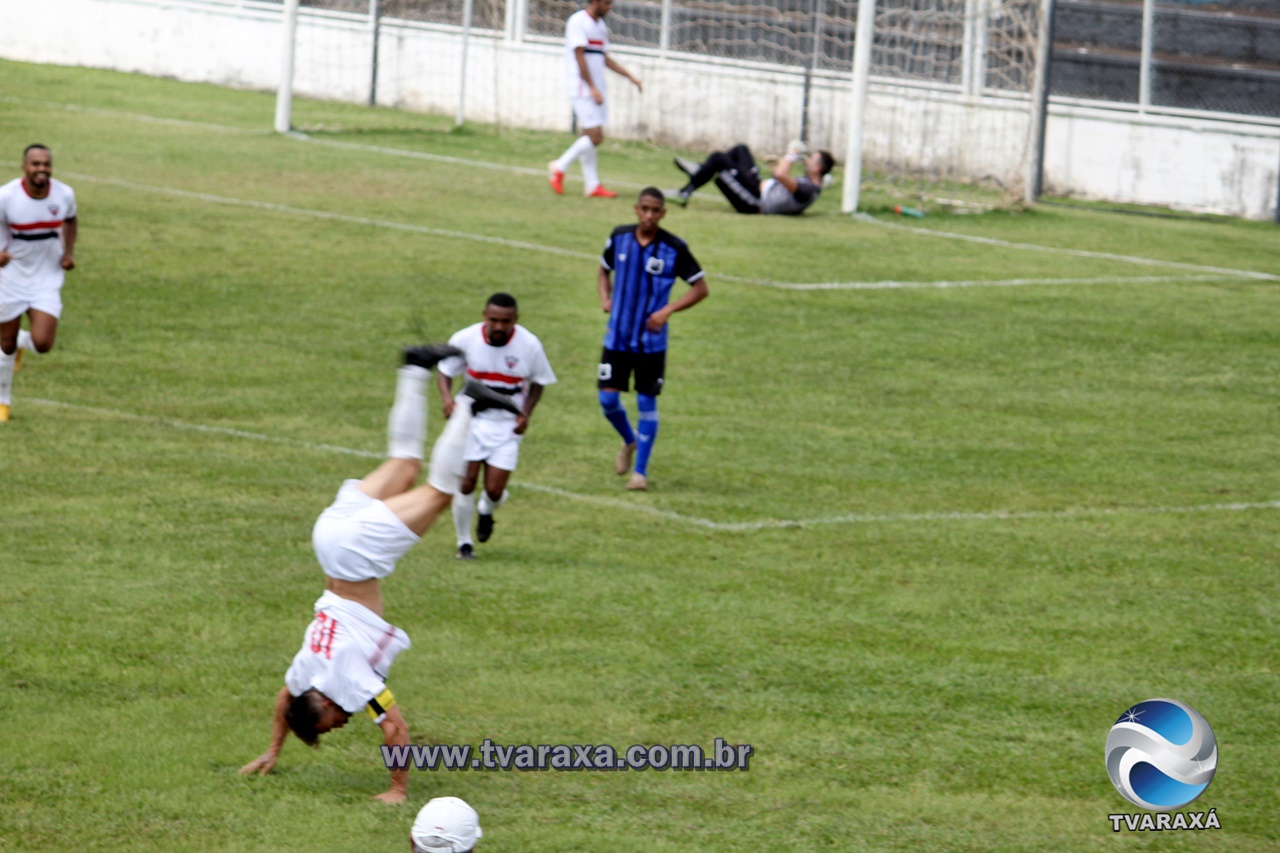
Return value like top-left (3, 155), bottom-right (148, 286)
top-left (816, 150), bottom-right (836, 177)
top-left (486, 292), bottom-right (517, 311)
top-left (638, 186), bottom-right (665, 205)
top-left (285, 689), bottom-right (329, 747)
top-left (23, 144), bottom-right (50, 159)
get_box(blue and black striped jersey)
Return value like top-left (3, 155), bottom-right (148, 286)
top-left (600, 225), bottom-right (704, 353)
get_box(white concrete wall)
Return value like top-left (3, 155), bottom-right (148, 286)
top-left (1045, 103), bottom-right (1280, 220)
top-left (3, 0), bottom-right (1277, 218)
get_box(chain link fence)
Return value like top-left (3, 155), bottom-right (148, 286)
top-left (1053, 0), bottom-right (1280, 118)
top-left (263, 0), bottom-right (1276, 119)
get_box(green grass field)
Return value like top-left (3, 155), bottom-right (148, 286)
top-left (1, 58), bottom-right (1277, 851)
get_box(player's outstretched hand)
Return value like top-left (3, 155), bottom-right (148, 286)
top-left (239, 753), bottom-right (277, 776)
top-left (374, 789), bottom-right (408, 805)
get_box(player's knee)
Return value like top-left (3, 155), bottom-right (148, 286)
top-left (32, 338), bottom-right (54, 353)
top-left (599, 389), bottom-right (622, 412)
top-left (459, 476), bottom-right (478, 495)
top-left (637, 393), bottom-right (658, 417)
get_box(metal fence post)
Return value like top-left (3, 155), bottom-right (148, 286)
top-left (457, 0), bottom-right (475, 125)
top-left (1139, 0), bottom-right (1153, 112)
top-left (1027, 0), bottom-right (1057, 203)
top-left (660, 0), bottom-right (673, 55)
top-left (800, 0), bottom-right (825, 143)
top-left (1274, 139), bottom-right (1280, 223)
top-left (368, 0), bottom-right (380, 106)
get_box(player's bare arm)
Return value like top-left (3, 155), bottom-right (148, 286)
top-left (646, 279), bottom-right (709, 333)
top-left (514, 383), bottom-right (545, 436)
top-left (772, 155), bottom-right (801, 194)
top-left (239, 685), bottom-right (292, 776)
top-left (60, 216), bottom-right (77, 270)
top-left (436, 370), bottom-right (457, 419)
top-left (605, 55), bottom-right (642, 92)
top-left (376, 705), bottom-right (411, 804)
top-left (575, 47), bottom-right (602, 104)
top-left (598, 266), bottom-right (614, 313)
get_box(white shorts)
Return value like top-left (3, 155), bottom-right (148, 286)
top-left (571, 96), bottom-right (608, 130)
top-left (0, 291), bottom-right (62, 324)
top-left (312, 480), bottom-right (420, 582)
top-left (465, 416), bottom-right (523, 472)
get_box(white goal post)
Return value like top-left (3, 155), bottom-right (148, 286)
top-left (841, 0), bottom-right (1056, 213)
top-left (270, 0), bottom-right (1053, 210)
top-left (274, 0), bottom-right (301, 135)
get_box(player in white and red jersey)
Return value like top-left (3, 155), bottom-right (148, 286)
top-left (436, 293), bottom-right (557, 559)
top-left (0, 144), bottom-right (78, 423)
top-left (547, 0), bottom-right (642, 199)
top-left (241, 345), bottom-right (521, 803)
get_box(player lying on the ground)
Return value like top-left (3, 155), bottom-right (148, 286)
top-left (239, 345), bottom-right (520, 803)
top-left (672, 142), bottom-right (835, 215)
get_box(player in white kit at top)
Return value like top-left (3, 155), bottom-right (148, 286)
top-left (436, 293), bottom-right (556, 559)
top-left (0, 144), bottom-right (79, 423)
top-left (547, 0), bottom-right (642, 199)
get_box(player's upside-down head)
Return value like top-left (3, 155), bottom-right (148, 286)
top-left (285, 688), bottom-right (351, 745)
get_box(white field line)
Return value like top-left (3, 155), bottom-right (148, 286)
top-left (729, 274), bottom-right (1232, 290)
top-left (61, 172), bottom-right (1257, 291)
top-left (855, 213), bottom-right (1280, 282)
top-left (0, 94), bottom-right (268, 135)
top-left (65, 173), bottom-right (599, 261)
top-left (11, 95), bottom-right (1275, 286)
top-left (28, 397), bottom-right (1280, 532)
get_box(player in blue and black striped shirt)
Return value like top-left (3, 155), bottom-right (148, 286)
top-left (596, 187), bottom-right (709, 491)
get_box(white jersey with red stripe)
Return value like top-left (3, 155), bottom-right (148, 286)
top-left (0, 177), bottom-right (77, 298)
top-left (439, 322), bottom-right (557, 424)
top-left (285, 591), bottom-right (410, 718)
top-left (564, 8), bottom-right (609, 99)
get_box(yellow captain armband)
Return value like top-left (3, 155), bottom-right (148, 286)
top-left (365, 688), bottom-right (396, 724)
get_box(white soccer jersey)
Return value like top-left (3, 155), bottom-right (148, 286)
top-left (439, 322), bottom-right (557, 424)
top-left (564, 8), bottom-right (609, 99)
top-left (0, 177), bottom-right (76, 299)
top-left (285, 591), bottom-right (411, 719)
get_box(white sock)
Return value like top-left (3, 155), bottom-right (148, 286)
top-left (477, 489), bottom-right (509, 516)
top-left (452, 491), bottom-right (476, 547)
top-left (556, 134), bottom-right (595, 173)
top-left (581, 141), bottom-right (600, 193)
top-left (427, 396), bottom-right (475, 494)
top-left (387, 365), bottom-right (431, 460)
top-left (16, 330), bottom-right (34, 353)
top-left (0, 349), bottom-right (13, 405)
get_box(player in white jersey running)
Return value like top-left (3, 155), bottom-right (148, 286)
top-left (0, 144), bottom-right (78, 423)
top-left (241, 345), bottom-right (521, 803)
top-left (547, 0), bottom-right (642, 199)
top-left (436, 293), bottom-right (556, 559)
